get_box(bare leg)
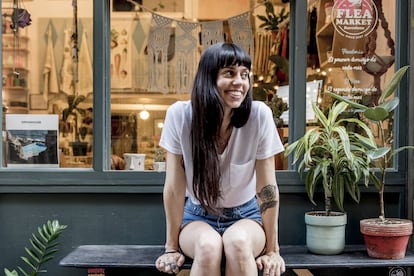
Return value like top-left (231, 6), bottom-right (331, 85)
top-left (223, 219), bottom-right (266, 276)
top-left (179, 221), bottom-right (223, 276)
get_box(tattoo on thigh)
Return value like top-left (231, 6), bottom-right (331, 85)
top-left (257, 185), bottom-right (277, 214)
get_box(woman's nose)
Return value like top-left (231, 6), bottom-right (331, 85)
top-left (232, 74), bottom-right (243, 85)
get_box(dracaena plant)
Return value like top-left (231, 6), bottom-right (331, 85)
top-left (285, 101), bottom-right (377, 215)
top-left (326, 65), bottom-right (413, 222)
top-left (4, 220), bottom-right (67, 276)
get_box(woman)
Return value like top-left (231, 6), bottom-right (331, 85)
top-left (155, 42), bottom-right (286, 276)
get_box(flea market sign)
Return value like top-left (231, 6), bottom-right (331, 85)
top-left (332, 0), bottom-right (378, 39)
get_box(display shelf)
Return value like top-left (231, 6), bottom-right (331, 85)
top-left (315, 0), bottom-right (368, 69)
top-left (2, 30), bottom-right (30, 113)
top-left (315, 0), bottom-right (335, 68)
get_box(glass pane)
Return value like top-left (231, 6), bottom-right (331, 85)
top-left (253, 0), bottom-right (290, 170)
top-left (110, 0), bottom-right (187, 171)
top-left (306, 0), bottom-right (396, 159)
top-left (109, 0), bottom-right (291, 171)
top-left (2, 1), bottom-right (93, 168)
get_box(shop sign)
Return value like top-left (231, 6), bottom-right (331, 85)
top-left (332, 0), bottom-right (378, 39)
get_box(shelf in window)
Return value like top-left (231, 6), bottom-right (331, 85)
top-left (3, 66), bottom-right (29, 72)
top-left (2, 86), bottom-right (29, 91)
top-left (316, 22), bottom-right (334, 37)
top-left (2, 48), bottom-right (29, 53)
top-left (2, 34), bottom-right (29, 40)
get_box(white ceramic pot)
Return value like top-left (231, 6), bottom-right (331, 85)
top-left (305, 211), bottom-right (347, 255)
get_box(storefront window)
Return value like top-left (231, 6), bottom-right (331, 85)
top-left (1, 0), bottom-right (93, 168)
top-left (1, 0), bottom-right (400, 173)
top-left (306, 0), bottom-right (396, 143)
top-left (109, 0), bottom-right (291, 171)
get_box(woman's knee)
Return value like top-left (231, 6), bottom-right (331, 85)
top-left (181, 223), bottom-right (223, 264)
top-left (222, 220), bottom-right (265, 258)
top-left (223, 229), bottom-right (251, 257)
top-left (194, 233), bottom-right (223, 262)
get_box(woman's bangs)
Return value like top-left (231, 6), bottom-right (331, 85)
top-left (219, 45), bottom-right (251, 69)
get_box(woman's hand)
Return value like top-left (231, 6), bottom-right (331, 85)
top-left (155, 250), bottom-right (185, 274)
top-left (256, 251), bottom-right (286, 276)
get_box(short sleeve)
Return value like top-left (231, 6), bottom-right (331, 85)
top-left (256, 102), bottom-right (285, 159)
top-left (159, 101), bottom-right (187, 155)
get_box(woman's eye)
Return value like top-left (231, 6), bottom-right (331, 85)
top-left (223, 71), bottom-right (234, 77)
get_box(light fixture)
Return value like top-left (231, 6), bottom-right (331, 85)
top-left (139, 109), bottom-right (149, 120)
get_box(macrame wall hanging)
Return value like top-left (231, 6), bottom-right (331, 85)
top-left (200, 21), bottom-right (224, 50)
top-left (362, 0), bottom-right (395, 105)
top-left (147, 13), bottom-right (173, 93)
top-left (126, 0), bottom-right (268, 93)
top-left (228, 12), bottom-right (255, 65)
top-left (174, 21), bottom-right (199, 93)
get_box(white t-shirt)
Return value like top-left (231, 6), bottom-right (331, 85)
top-left (159, 100), bottom-right (284, 208)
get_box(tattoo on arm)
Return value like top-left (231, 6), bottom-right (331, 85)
top-left (257, 185), bottom-right (277, 214)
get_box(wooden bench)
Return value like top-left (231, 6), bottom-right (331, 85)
top-left (60, 244), bottom-right (414, 276)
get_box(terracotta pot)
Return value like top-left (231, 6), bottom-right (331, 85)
top-left (360, 218), bottom-right (413, 259)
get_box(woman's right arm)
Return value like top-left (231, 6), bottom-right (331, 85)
top-left (163, 151), bottom-right (187, 252)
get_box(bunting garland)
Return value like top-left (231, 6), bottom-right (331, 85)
top-left (228, 12), bottom-right (254, 64)
top-left (174, 21), bottom-right (199, 93)
top-left (147, 13), bottom-right (173, 93)
top-left (200, 21), bottom-right (224, 50)
top-left (125, 0), bottom-right (274, 93)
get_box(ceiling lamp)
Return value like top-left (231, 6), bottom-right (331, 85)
top-left (139, 109), bottom-right (149, 120)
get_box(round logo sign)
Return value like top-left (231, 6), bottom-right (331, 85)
top-left (389, 266), bottom-right (406, 276)
top-left (332, 0), bottom-right (378, 39)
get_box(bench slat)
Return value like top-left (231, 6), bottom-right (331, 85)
top-left (60, 244), bottom-right (414, 270)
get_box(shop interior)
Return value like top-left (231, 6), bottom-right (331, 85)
top-left (1, 0), bottom-right (396, 170)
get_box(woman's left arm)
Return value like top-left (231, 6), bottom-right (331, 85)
top-left (255, 156), bottom-right (285, 274)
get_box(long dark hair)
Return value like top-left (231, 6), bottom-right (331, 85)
top-left (191, 43), bottom-right (252, 213)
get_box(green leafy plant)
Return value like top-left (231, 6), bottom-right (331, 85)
top-left (256, 1), bottom-right (289, 31)
top-left (266, 93), bottom-right (288, 128)
top-left (4, 220), bottom-right (67, 276)
top-left (285, 101), bottom-right (377, 214)
top-left (326, 65), bottom-right (413, 221)
top-left (154, 147), bottom-right (166, 162)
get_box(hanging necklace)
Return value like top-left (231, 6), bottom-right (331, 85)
top-left (217, 127), bottom-right (232, 148)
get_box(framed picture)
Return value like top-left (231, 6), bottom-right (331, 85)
top-left (5, 114), bottom-right (59, 168)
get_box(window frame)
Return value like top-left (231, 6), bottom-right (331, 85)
top-left (0, 0), bottom-right (409, 194)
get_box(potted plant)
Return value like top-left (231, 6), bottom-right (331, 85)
top-left (284, 101), bottom-right (377, 255)
top-left (326, 65), bottom-right (414, 259)
top-left (256, 1), bottom-right (289, 32)
top-left (62, 94), bottom-right (90, 156)
top-left (253, 83), bottom-right (288, 169)
top-left (4, 220), bottom-right (67, 276)
top-left (153, 147), bottom-right (166, 172)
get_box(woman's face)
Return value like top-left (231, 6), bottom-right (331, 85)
top-left (216, 65), bottom-right (250, 111)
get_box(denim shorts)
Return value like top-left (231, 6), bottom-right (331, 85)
top-left (181, 197), bottom-right (263, 235)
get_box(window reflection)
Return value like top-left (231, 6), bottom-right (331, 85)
top-left (306, 0), bottom-right (396, 152)
top-left (1, 1), bottom-right (93, 168)
top-left (109, 0), bottom-right (291, 170)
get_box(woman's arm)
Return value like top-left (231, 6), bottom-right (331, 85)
top-left (255, 156), bottom-right (281, 255)
top-left (163, 151), bottom-right (187, 251)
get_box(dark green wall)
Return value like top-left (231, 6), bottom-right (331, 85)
top-left (0, 188), bottom-right (405, 276)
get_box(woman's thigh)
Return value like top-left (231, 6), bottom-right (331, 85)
top-left (222, 219), bottom-right (266, 257)
top-left (179, 221), bottom-right (223, 258)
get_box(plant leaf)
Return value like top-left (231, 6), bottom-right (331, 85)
top-left (379, 65), bottom-right (410, 103)
top-left (380, 97), bottom-right (399, 113)
top-left (325, 92), bottom-right (368, 111)
top-left (364, 106), bottom-right (389, 121)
